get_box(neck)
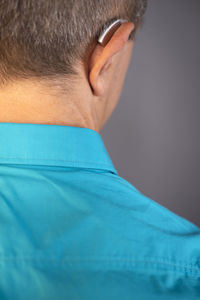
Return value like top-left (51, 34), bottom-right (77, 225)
top-left (0, 80), bottom-right (99, 131)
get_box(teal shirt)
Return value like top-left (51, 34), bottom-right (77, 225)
top-left (0, 122), bottom-right (200, 300)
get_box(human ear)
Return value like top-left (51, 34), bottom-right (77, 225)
top-left (88, 21), bottom-right (135, 96)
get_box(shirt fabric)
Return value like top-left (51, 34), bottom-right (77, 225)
top-left (0, 122), bottom-right (200, 300)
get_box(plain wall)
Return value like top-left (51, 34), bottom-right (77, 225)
top-left (102, 0), bottom-right (200, 227)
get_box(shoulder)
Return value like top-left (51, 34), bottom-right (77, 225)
top-left (88, 171), bottom-right (200, 265)
top-left (106, 172), bottom-right (199, 233)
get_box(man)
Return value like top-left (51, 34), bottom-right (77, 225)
top-left (0, 1), bottom-right (199, 299)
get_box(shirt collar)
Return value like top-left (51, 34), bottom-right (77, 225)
top-left (0, 122), bottom-right (118, 175)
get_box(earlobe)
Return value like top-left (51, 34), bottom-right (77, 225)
top-left (93, 77), bottom-right (104, 97)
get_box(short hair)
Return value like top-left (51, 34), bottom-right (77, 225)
top-left (0, 0), bottom-right (148, 92)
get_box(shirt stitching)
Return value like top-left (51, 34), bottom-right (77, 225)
top-left (0, 157), bottom-right (114, 168)
top-left (0, 258), bottom-right (199, 274)
top-left (0, 257), bottom-right (199, 267)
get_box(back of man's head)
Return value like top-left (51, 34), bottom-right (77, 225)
top-left (0, 0), bottom-right (147, 91)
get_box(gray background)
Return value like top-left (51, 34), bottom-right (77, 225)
top-left (102, 0), bottom-right (200, 227)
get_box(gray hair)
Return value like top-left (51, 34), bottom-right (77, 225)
top-left (0, 0), bottom-right (148, 92)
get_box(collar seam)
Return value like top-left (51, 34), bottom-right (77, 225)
top-left (0, 157), bottom-right (113, 168)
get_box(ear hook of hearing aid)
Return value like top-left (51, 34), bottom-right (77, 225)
top-left (97, 19), bottom-right (129, 47)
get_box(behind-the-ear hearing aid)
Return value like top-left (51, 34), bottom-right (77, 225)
top-left (97, 19), bottom-right (129, 47)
